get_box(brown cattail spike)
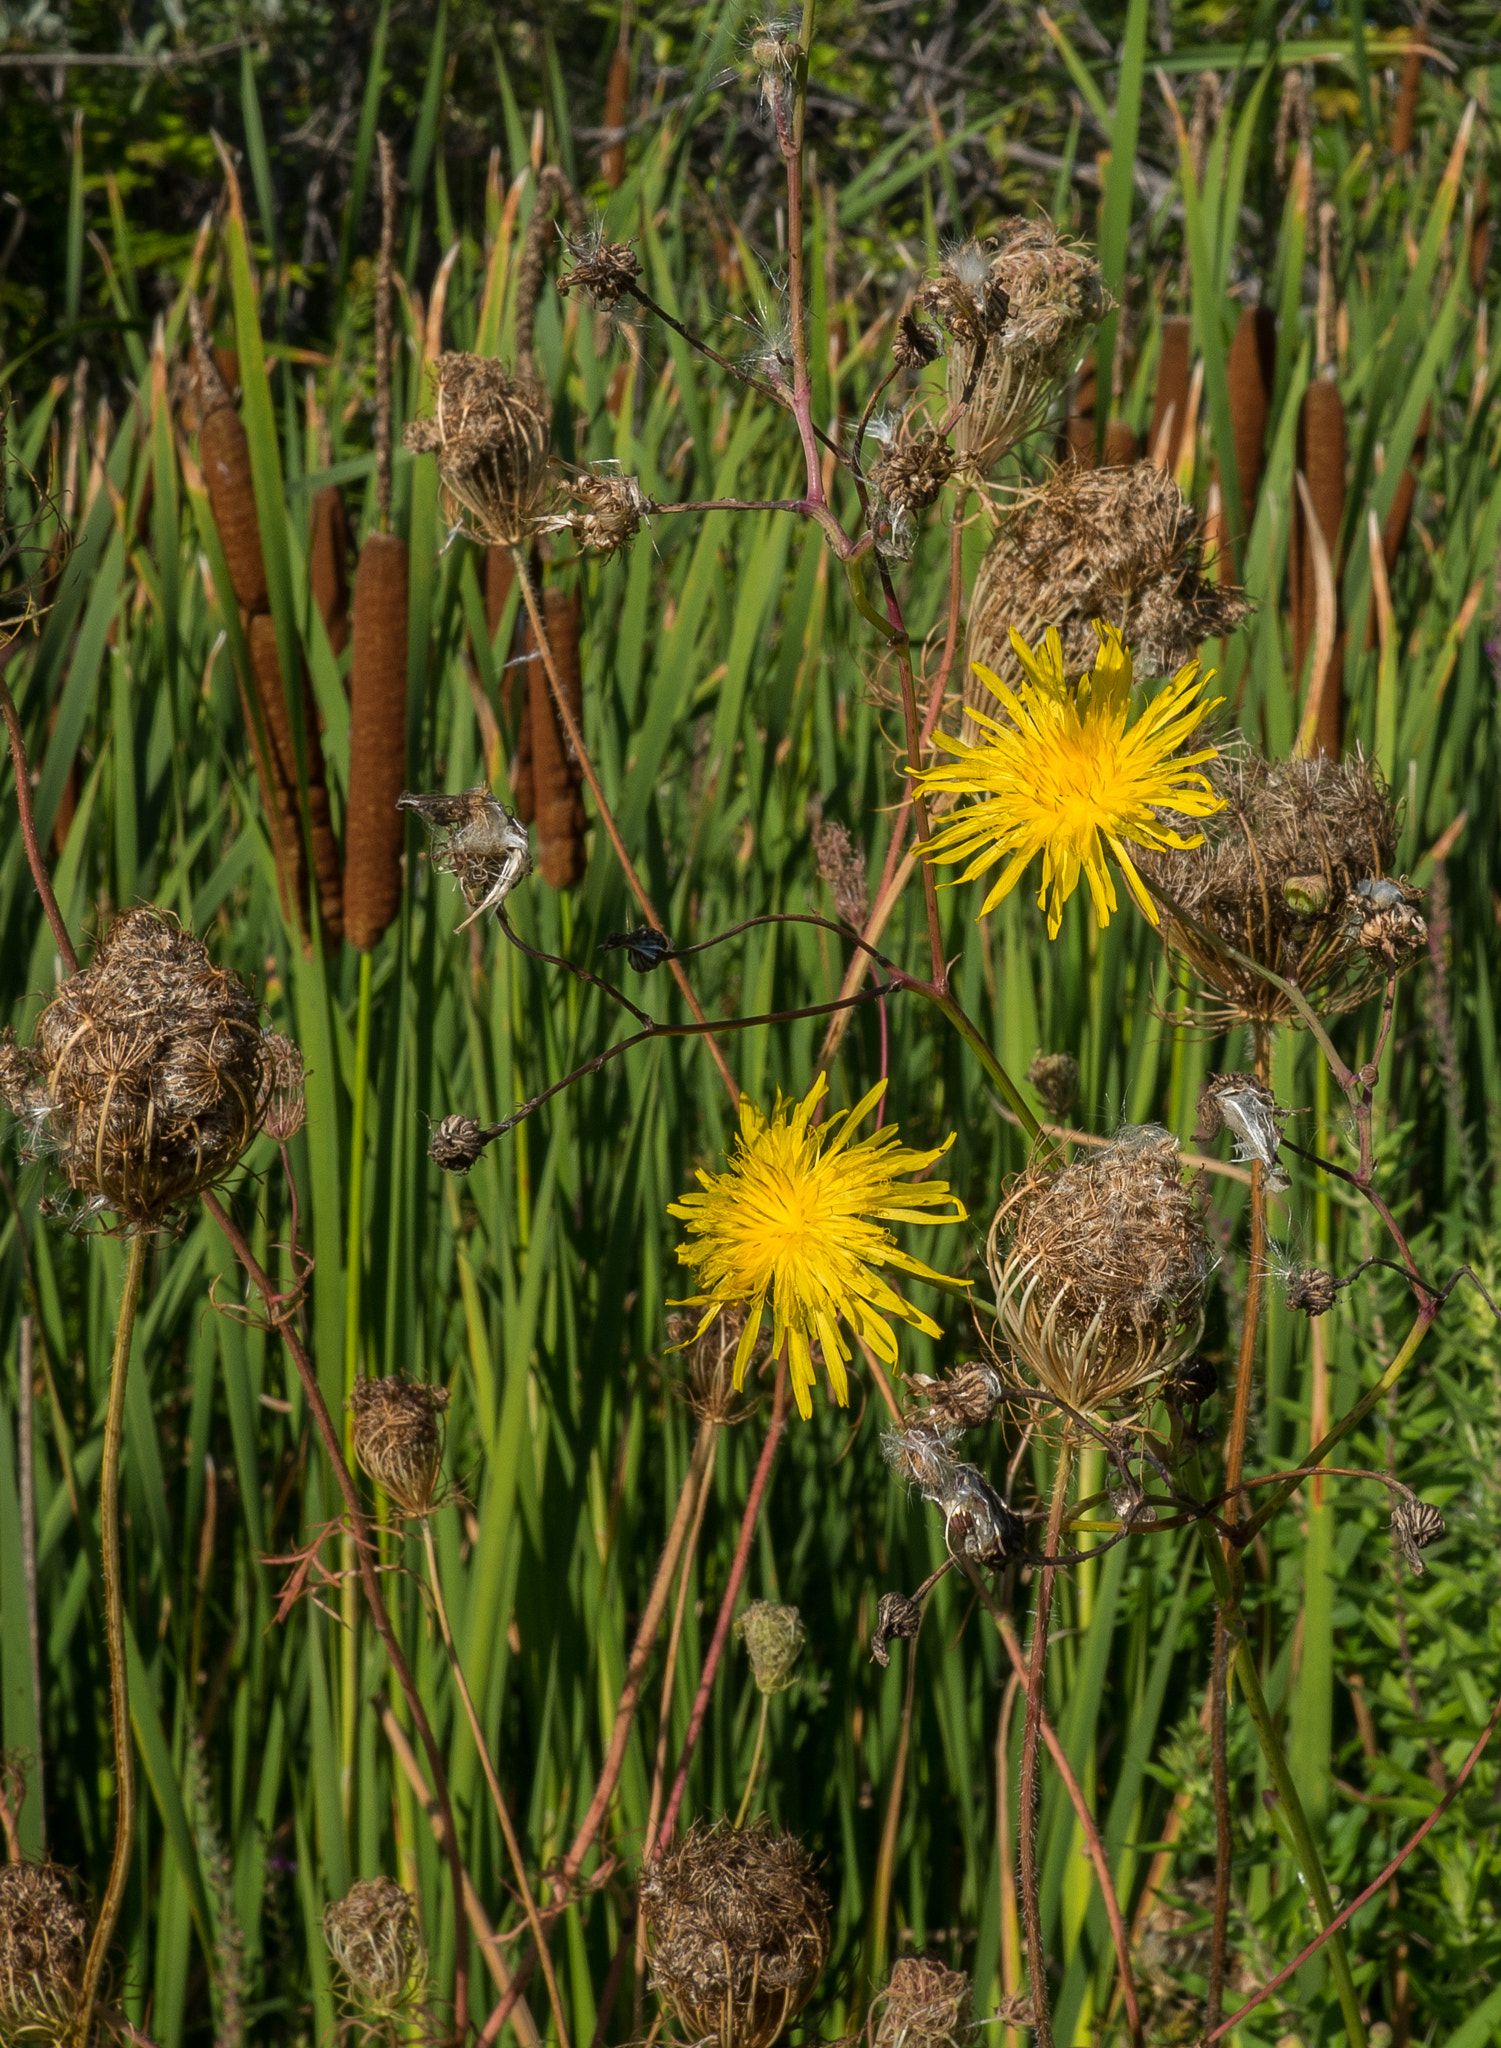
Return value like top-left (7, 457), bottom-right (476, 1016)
top-left (344, 531), bottom-right (411, 949)
top-left (1292, 375), bottom-right (1347, 754)
top-left (0, 1861), bottom-right (89, 2038)
top-left (1102, 418), bottom-right (1137, 466)
top-left (1148, 316), bottom-right (1191, 469)
top-left (1390, 10), bottom-right (1428, 157)
top-left (525, 587), bottom-right (586, 888)
top-left (1226, 304), bottom-right (1276, 529)
top-left (308, 485), bottom-right (350, 656)
top-left (247, 614), bottom-right (344, 946)
top-left (190, 296), bottom-right (268, 613)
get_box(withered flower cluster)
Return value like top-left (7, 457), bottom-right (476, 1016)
top-left (882, 1364), bottom-right (1024, 1575)
top-left (1026, 1050), bottom-right (1078, 1120)
top-left (547, 466), bottom-right (653, 555)
top-left (403, 353), bottom-right (551, 548)
top-left (558, 232), bottom-right (642, 308)
top-left (988, 1125), bottom-right (1212, 1414)
top-left (397, 789), bottom-right (532, 928)
top-left (866, 427), bottom-right (959, 560)
top-left (0, 908), bottom-right (293, 1229)
top-left (1195, 1071), bottom-right (1289, 1190)
top-left (735, 1599), bottom-right (806, 1695)
top-left (666, 1303), bottom-right (765, 1424)
top-left (1137, 749), bottom-right (1426, 1029)
top-left (872, 1955), bottom-right (976, 2048)
top-left (642, 1822), bottom-right (829, 2048)
top-left (962, 463), bottom-right (1247, 739)
top-left (323, 1877), bottom-right (424, 2020)
top-left (350, 1375), bottom-right (450, 1518)
top-left (0, 1861), bottom-right (88, 2041)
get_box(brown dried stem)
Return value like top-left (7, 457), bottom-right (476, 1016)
top-left (0, 672), bottom-right (79, 974)
top-left (1017, 1444), bottom-right (1072, 2048)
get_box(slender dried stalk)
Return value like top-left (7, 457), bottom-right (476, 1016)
top-left (0, 672), bottom-right (79, 974)
top-left (868, 1606), bottom-right (920, 1981)
top-left (1017, 1444), bottom-right (1073, 2048)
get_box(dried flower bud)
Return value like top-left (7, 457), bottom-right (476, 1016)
top-left (943, 1463), bottom-right (1025, 1568)
top-left (812, 818), bottom-right (868, 927)
top-left (1349, 875), bottom-right (1428, 964)
top-left (871, 1591), bottom-right (923, 1667)
top-left (904, 1364), bottom-right (1003, 1430)
top-left (350, 1376), bottom-right (450, 1517)
top-left (867, 429), bottom-right (957, 514)
top-left (0, 1861), bottom-right (88, 2038)
top-left (323, 1877), bottom-right (423, 2018)
top-left (398, 788), bottom-right (532, 927)
top-left (894, 310), bottom-right (943, 370)
top-left (548, 466), bottom-right (653, 554)
top-left (403, 353), bottom-right (551, 547)
top-left (1026, 1051), bottom-right (1078, 1120)
top-left (1392, 1497), bottom-right (1445, 1573)
top-left (873, 1955), bottom-right (975, 2048)
top-left (601, 926), bottom-right (674, 972)
top-left (1285, 1266), bottom-right (1339, 1317)
top-left (1195, 1072), bottom-right (1289, 1191)
top-left (430, 1114), bottom-right (489, 1175)
top-left (735, 1600), bottom-right (806, 1695)
top-left (558, 234), bottom-right (641, 307)
top-left (882, 1419), bottom-right (965, 1499)
top-left (258, 1032), bottom-right (306, 1143)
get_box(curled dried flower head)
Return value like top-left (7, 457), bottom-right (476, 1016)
top-left (870, 1590), bottom-right (922, 1667)
top-left (904, 1362), bottom-right (1003, 1431)
top-left (988, 1125), bottom-right (1212, 1414)
top-left (1138, 749), bottom-right (1421, 1029)
top-left (430, 1114), bottom-right (488, 1175)
top-left (1195, 1072), bottom-right (1289, 1190)
top-left (1026, 1051), bottom-right (1078, 1120)
top-left (811, 817), bottom-right (868, 927)
top-left (1285, 1266), bottom-right (1339, 1317)
top-left (558, 232), bottom-right (641, 307)
top-left (403, 353), bottom-right (550, 547)
top-left (398, 788), bottom-right (532, 928)
top-left (894, 310), bottom-right (943, 370)
top-left (0, 1861), bottom-right (88, 2038)
top-left (1392, 1497), bottom-right (1445, 1573)
top-left (641, 1821), bottom-right (829, 2048)
top-left (323, 1877), bottom-right (423, 2018)
top-left (350, 1376), bottom-right (450, 1517)
top-left (1349, 875), bottom-right (1428, 965)
top-left (666, 1304), bottom-right (764, 1424)
top-left (873, 1956), bottom-right (975, 2048)
top-left (867, 428), bottom-right (958, 556)
top-left (0, 908), bottom-right (273, 1229)
top-left (735, 1600), bottom-right (806, 1695)
top-left (882, 1417), bottom-right (1023, 1568)
top-left (550, 467), bottom-right (652, 555)
top-left (258, 1031), bottom-right (306, 1143)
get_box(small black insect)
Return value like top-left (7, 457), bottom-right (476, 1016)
top-left (600, 927), bottom-right (674, 972)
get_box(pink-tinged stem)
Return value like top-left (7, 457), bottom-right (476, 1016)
top-left (0, 671), bottom-right (80, 974)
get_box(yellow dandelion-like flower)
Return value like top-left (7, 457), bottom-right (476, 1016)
top-left (915, 620), bottom-right (1225, 939)
top-left (669, 1074), bottom-right (968, 1421)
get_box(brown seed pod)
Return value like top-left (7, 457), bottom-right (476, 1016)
top-left (893, 310), bottom-right (942, 370)
top-left (349, 1376), bottom-right (450, 1518)
top-left (323, 1876), bottom-right (424, 2017)
top-left (404, 354), bottom-right (551, 548)
top-left (525, 587), bottom-right (586, 890)
top-left (735, 1601), bottom-right (806, 1696)
top-left (558, 233), bottom-right (641, 309)
top-left (872, 1956), bottom-right (975, 2048)
top-left (0, 1860), bottom-right (89, 2038)
top-left (903, 1363), bottom-right (1004, 1431)
top-left (344, 531), bottom-right (411, 950)
top-left (987, 1125), bottom-right (1212, 1414)
top-left (1226, 305), bottom-right (1276, 526)
top-left (1148, 316), bottom-right (1192, 467)
top-left (398, 788), bottom-right (532, 927)
top-left (0, 908), bottom-right (278, 1229)
top-left (1026, 1050), bottom-right (1079, 1120)
top-left (641, 1821), bottom-right (830, 2048)
top-left (1285, 1266), bottom-right (1339, 1317)
top-left (308, 484), bottom-right (350, 657)
top-left (1138, 747), bottom-right (1424, 1029)
top-left (247, 614), bottom-right (344, 947)
top-left (430, 1114), bottom-right (488, 1175)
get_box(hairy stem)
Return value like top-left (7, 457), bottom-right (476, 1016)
top-left (1018, 1443), bottom-right (1073, 2048)
top-left (74, 1232), bottom-right (149, 2048)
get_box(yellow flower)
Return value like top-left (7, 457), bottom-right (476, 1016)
top-left (669, 1074), bottom-right (967, 1420)
top-left (915, 621), bottom-right (1224, 939)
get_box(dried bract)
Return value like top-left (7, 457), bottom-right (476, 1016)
top-left (1026, 1051), bottom-right (1078, 1120)
top-left (0, 1861), bottom-right (88, 2039)
top-left (403, 353), bottom-right (550, 547)
top-left (735, 1600), bottom-right (806, 1695)
top-left (1392, 1497), bottom-right (1445, 1573)
top-left (430, 1114), bottom-right (488, 1175)
top-left (894, 310), bottom-right (943, 370)
top-left (641, 1822), bottom-right (830, 2048)
top-left (0, 908), bottom-right (271, 1229)
top-left (988, 1125), bottom-right (1211, 1413)
top-left (558, 234), bottom-right (641, 307)
top-left (1137, 749), bottom-right (1423, 1029)
top-left (552, 467), bottom-right (652, 555)
top-left (1195, 1071), bottom-right (1289, 1190)
top-left (323, 1877), bottom-right (423, 2019)
top-left (1285, 1266), bottom-right (1338, 1317)
top-left (867, 429), bottom-right (958, 557)
top-left (398, 788), bottom-right (532, 927)
top-left (873, 1955), bottom-right (975, 2048)
top-left (350, 1376), bottom-right (450, 1517)
top-left (812, 818), bottom-right (868, 927)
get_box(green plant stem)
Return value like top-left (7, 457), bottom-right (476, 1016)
top-left (418, 1518), bottom-right (572, 2048)
top-left (733, 1693), bottom-right (771, 1832)
top-left (74, 1231), bottom-right (149, 2048)
top-left (340, 947), bottom-right (373, 1827)
top-left (1018, 1441), bottom-right (1072, 2048)
top-left (869, 1608), bottom-right (920, 1988)
top-left (920, 985), bottom-right (1040, 1141)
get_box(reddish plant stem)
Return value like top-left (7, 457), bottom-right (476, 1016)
top-left (1016, 1446), bottom-right (1073, 2048)
top-left (875, 556), bottom-right (947, 991)
top-left (653, 1361), bottom-right (790, 1854)
top-left (0, 671), bottom-right (80, 974)
top-left (201, 1191), bottom-right (470, 2044)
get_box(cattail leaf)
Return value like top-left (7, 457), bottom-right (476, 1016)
top-left (122, 1619), bottom-right (214, 1946)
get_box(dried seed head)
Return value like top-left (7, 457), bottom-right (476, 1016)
top-left (550, 467), bottom-right (652, 555)
top-left (258, 1032), bottom-right (306, 1143)
top-left (988, 1125), bottom-right (1212, 1413)
top-left (1168, 1352), bottom-right (1219, 1408)
top-left (667, 1304), bottom-right (766, 1424)
top-left (894, 310), bottom-right (943, 370)
top-left (883, 1418), bottom-right (1023, 1568)
top-left (962, 464), bottom-right (1246, 740)
top-left (873, 1956), bottom-right (975, 2048)
top-left (1195, 1072), bottom-right (1288, 1189)
top-left (1137, 749), bottom-right (1422, 1030)
top-left (0, 1861), bottom-right (88, 2038)
top-left (1285, 1266), bottom-right (1339, 1317)
top-left (870, 1590), bottom-right (923, 1667)
top-left (882, 1417), bottom-right (965, 1499)
top-left (1392, 1497), bottom-right (1445, 1573)
top-left (641, 1821), bottom-right (830, 2048)
top-left (558, 233), bottom-right (642, 308)
top-left (903, 1363), bottom-right (1003, 1431)
top-left (812, 818), bottom-right (868, 927)
top-left (398, 788), bottom-right (533, 928)
top-left (349, 1376), bottom-right (450, 1517)
top-left (429, 1114), bottom-right (489, 1175)
top-left (1026, 1051), bottom-right (1079, 1120)
top-left (735, 1600), bottom-right (806, 1695)
top-left (867, 428), bottom-right (958, 556)
top-left (0, 908), bottom-right (273, 1229)
top-left (323, 1877), bottom-right (423, 2018)
top-left (403, 353), bottom-right (551, 547)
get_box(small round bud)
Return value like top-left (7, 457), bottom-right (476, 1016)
top-left (349, 1376), bottom-right (450, 1517)
top-left (893, 310), bottom-right (943, 369)
top-left (323, 1877), bottom-right (423, 2018)
top-left (735, 1600), bottom-right (806, 1695)
top-left (1285, 1267), bottom-right (1339, 1317)
top-left (430, 1114), bottom-right (489, 1174)
top-left (1026, 1050), bottom-right (1078, 1119)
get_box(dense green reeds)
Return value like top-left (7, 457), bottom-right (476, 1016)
top-left (1, 7), bottom-right (1500, 2046)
